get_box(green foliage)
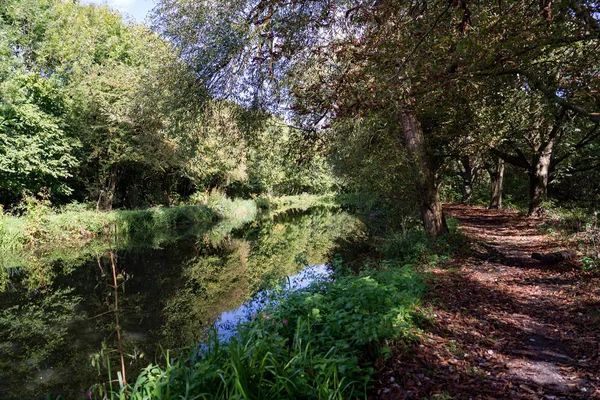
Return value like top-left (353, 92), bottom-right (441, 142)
top-left (15, 203), bottom-right (216, 246)
top-left (540, 204), bottom-right (600, 271)
top-left (178, 103), bottom-right (338, 199)
top-left (0, 193), bottom-right (339, 252)
top-left (0, 207), bottom-right (25, 254)
top-left (1, 0), bottom-right (337, 210)
top-left (98, 263), bottom-right (423, 399)
top-left (329, 117), bottom-right (418, 219)
top-left (377, 229), bottom-right (429, 264)
top-left (0, 0), bottom-right (340, 210)
top-left (541, 203), bottom-right (597, 234)
top-left (277, 265), bottom-right (424, 351)
top-left (255, 194), bottom-right (337, 214)
top-left (445, 217), bottom-right (459, 234)
top-left (0, 71), bottom-right (79, 200)
top-left (245, 118), bottom-right (339, 196)
top-left (152, 0), bottom-right (600, 225)
top-left (205, 191), bottom-right (257, 223)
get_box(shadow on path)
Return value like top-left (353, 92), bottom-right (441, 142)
top-left (373, 205), bottom-right (600, 399)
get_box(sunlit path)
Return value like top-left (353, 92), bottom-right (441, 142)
top-left (373, 205), bottom-right (599, 399)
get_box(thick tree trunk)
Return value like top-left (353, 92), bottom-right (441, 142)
top-left (487, 158), bottom-right (504, 209)
top-left (400, 105), bottom-right (448, 238)
top-left (528, 141), bottom-right (553, 216)
top-left (458, 156), bottom-right (476, 203)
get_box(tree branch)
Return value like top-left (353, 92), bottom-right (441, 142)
top-left (390, 1), bottom-right (452, 83)
top-left (491, 148), bottom-right (531, 169)
top-left (494, 69), bottom-right (600, 123)
top-left (551, 123), bottom-right (600, 167)
top-left (566, 162), bottom-right (600, 174)
top-left (569, 1), bottom-right (600, 37)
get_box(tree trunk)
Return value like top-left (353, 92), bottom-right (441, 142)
top-left (103, 165), bottom-right (117, 211)
top-left (462, 180), bottom-right (473, 203)
top-left (400, 104), bottom-right (448, 238)
top-left (492, 110), bottom-right (565, 217)
top-left (458, 156), bottom-right (476, 203)
top-left (487, 158), bottom-right (504, 209)
top-left (528, 141), bottom-right (553, 216)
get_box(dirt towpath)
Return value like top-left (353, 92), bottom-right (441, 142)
top-left (374, 204), bottom-right (600, 399)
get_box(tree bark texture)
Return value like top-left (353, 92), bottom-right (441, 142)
top-left (487, 158), bottom-right (504, 209)
top-left (400, 104), bottom-right (448, 238)
top-left (458, 156), bottom-right (477, 203)
top-left (528, 140), bottom-right (553, 216)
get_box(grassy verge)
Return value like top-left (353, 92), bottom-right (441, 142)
top-left (0, 205), bottom-right (216, 249)
top-left (539, 203), bottom-right (600, 271)
top-left (0, 193), bottom-right (338, 250)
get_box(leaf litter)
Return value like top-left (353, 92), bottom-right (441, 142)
top-left (371, 205), bottom-right (600, 399)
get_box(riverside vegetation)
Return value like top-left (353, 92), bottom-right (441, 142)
top-left (1, 0), bottom-right (599, 399)
top-left (0, 192), bottom-right (335, 252)
top-left (1, 206), bottom-right (366, 398)
top-left (0, 189), bottom-right (448, 399)
top-left (88, 216), bottom-right (457, 399)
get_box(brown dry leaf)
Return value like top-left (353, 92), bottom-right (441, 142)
top-left (370, 205), bottom-right (599, 399)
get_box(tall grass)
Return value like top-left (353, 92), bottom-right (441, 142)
top-left (206, 192), bottom-right (258, 223)
top-left (0, 212), bottom-right (25, 252)
top-left (110, 205), bottom-right (215, 236)
top-left (1, 194), bottom-right (264, 247)
top-left (10, 205), bottom-right (215, 246)
top-left (1, 192), bottom-right (340, 249)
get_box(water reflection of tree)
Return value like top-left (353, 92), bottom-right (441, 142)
top-left (162, 238), bottom-right (251, 346)
top-left (0, 288), bottom-right (85, 398)
top-left (0, 210), bottom-right (365, 397)
top-left (162, 211), bottom-right (364, 347)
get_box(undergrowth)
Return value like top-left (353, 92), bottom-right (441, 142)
top-left (0, 192), bottom-right (333, 249)
top-left (540, 202), bottom-right (600, 271)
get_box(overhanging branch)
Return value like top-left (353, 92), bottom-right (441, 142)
top-left (494, 69), bottom-right (600, 124)
top-left (491, 148), bottom-right (531, 170)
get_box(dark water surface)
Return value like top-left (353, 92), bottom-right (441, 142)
top-left (0, 209), bottom-right (363, 399)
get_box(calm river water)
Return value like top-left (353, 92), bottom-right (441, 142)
top-left (0, 209), bottom-right (362, 399)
